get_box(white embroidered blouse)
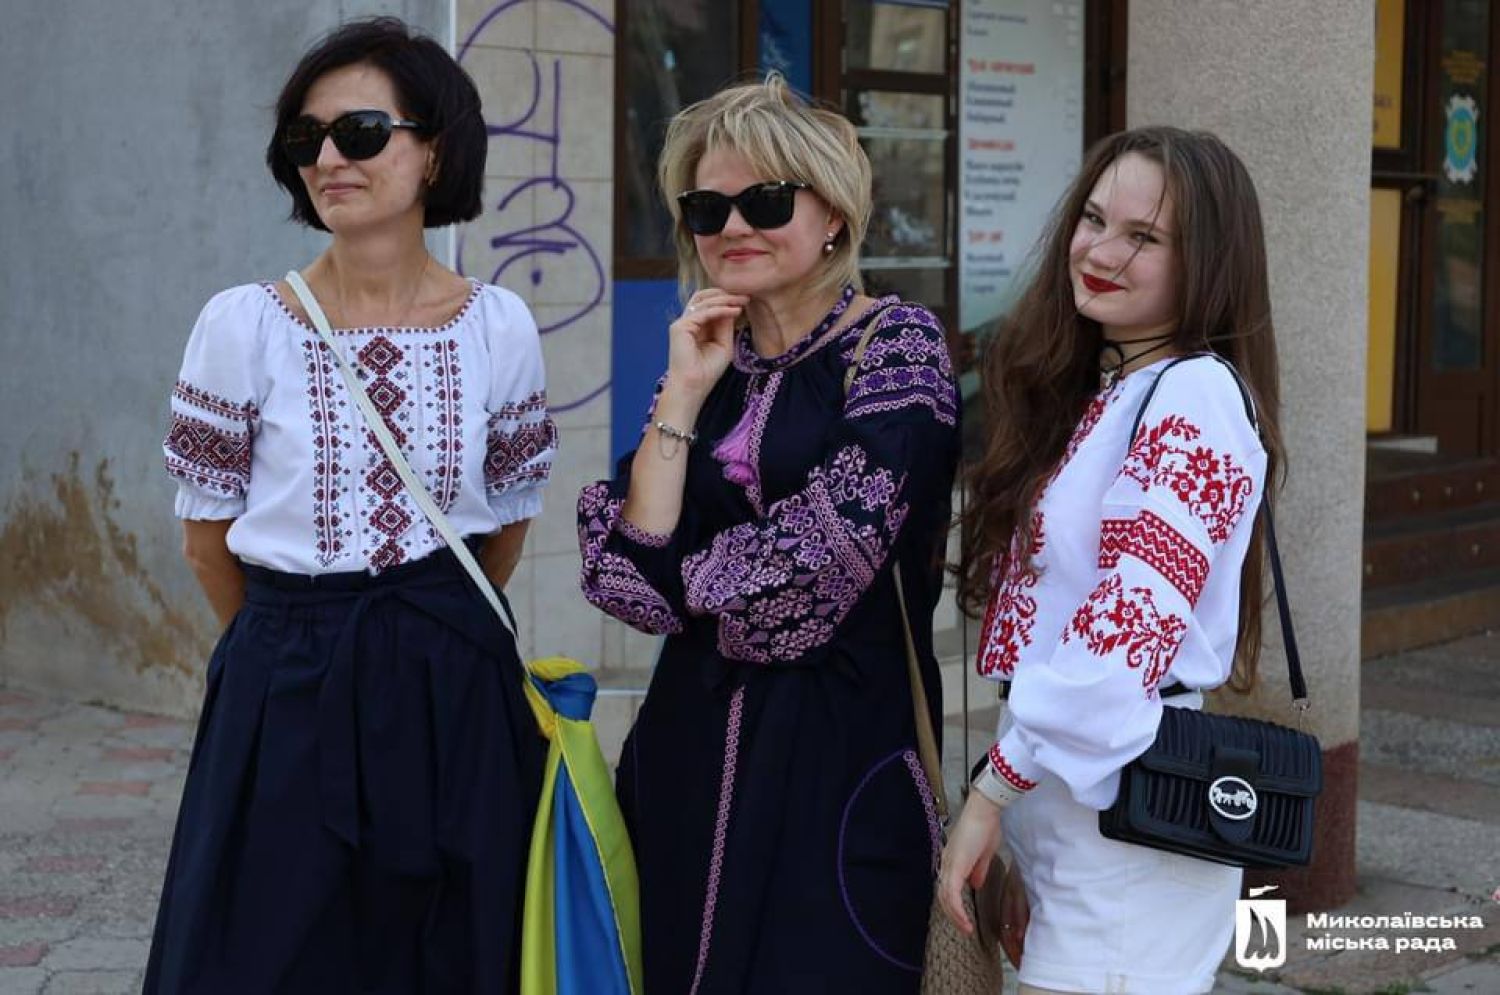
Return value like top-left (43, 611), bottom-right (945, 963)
top-left (163, 280), bottom-right (557, 575)
top-left (975, 356), bottom-right (1267, 810)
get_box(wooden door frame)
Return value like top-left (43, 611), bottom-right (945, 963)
top-left (1370, 0), bottom-right (1430, 437)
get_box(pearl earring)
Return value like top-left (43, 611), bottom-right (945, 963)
top-left (823, 231), bottom-right (836, 255)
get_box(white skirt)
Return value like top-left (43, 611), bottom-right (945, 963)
top-left (1001, 739), bottom-right (1241, 993)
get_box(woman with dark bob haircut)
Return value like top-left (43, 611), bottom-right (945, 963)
top-left (146, 17), bottom-right (553, 993)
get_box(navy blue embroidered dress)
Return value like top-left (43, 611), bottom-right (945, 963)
top-left (578, 294), bottom-right (960, 994)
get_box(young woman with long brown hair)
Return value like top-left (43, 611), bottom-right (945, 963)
top-left (937, 126), bottom-right (1285, 994)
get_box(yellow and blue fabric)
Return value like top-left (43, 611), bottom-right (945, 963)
top-left (520, 657), bottom-right (643, 995)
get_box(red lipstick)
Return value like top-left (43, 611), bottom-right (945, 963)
top-left (1081, 273), bottom-right (1125, 294)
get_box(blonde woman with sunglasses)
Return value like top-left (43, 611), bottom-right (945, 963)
top-left (577, 75), bottom-right (960, 993)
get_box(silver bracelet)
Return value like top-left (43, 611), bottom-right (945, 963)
top-left (653, 420), bottom-right (698, 446)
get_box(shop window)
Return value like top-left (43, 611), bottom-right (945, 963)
top-left (616, 1), bottom-right (754, 277)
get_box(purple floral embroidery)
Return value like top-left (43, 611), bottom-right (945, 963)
top-left (902, 750), bottom-right (942, 875)
top-left (682, 444), bottom-right (908, 663)
top-left (731, 285), bottom-right (856, 374)
top-left (577, 482), bottom-right (685, 634)
top-left (841, 307), bottom-right (958, 427)
top-left (688, 685), bottom-right (745, 995)
top-left (741, 371), bottom-right (783, 515)
top-left (617, 516), bottom-right (673, 549)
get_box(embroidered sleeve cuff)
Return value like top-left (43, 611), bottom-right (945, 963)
top-left (972, 761), bottom-right (1027, 807)
top-left (987, 735), bottom-right (1042, 794)
top-left (488, 487), bottom-right (544, 527)
top-left (617, 515), bottom-right (675, 549)
top-left (173, 489), bottom-right (245, 521)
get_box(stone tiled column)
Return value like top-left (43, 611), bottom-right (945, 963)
top-left (455, 0), bottom-right (617, 667)
top-left (1128, 0), bottom-right (1372, 911)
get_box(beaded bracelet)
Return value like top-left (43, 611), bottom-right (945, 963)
top-left (653, 420), bottom-right (697, 445)
top-left (654, 419), bottom-right (697, 460)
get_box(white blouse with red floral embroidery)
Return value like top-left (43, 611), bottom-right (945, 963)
top-left (974, 355), bottom-right (1267, 811)
top-left (163, 281), bottom-right (556, 575)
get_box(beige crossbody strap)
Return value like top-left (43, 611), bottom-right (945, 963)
top-left (283, 270), bottom-right (518, 643)
top-left (844, 305), bottom-right (951, 821)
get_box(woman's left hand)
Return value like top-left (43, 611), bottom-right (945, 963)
top-left (937, 791), bottom-right (1004, 936)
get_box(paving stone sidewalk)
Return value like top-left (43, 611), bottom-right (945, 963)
top-left (2, 633), bottom-right (1499, 993)
top-left (0, 693), bottom-right (188, 994)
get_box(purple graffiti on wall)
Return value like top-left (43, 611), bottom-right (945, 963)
top-left (456, 1), bottom-right (614, 413)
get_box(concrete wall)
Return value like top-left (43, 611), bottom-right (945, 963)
top-left (0, 0), bottom-right (447, 715)
top-left (1128, 0), bottom-right (1373, 908)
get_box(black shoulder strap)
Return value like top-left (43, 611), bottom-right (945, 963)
top-left (1127, 354), bottom-right (1307, 703)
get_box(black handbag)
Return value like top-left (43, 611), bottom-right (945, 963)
top-left (1097, 355), bottom-right (1323, 869)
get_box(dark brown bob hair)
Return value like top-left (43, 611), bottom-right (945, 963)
top-left (266, 17), bottom-right (486, 231)
top-left (955, 126), bottom-right (1284, 693)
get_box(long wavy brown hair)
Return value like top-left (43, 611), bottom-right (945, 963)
top-left (956, 126), bottom-right (1284, 692)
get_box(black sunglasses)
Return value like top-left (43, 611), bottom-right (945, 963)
top-left (677, 181), bottom-right (812, 235)
top-left (281, 109), bottom-right (426, 168)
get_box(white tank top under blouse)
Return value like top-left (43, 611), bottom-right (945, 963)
top-left (163, 280), bottom-right (556, 575)
top-left (975, 355), bottom-right (1268, 811)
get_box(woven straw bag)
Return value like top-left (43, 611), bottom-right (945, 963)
top-left (892, 563), bottom-right (1006, 995)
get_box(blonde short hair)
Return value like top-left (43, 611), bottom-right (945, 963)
top-left (657, 73), bottom-right (873, 303)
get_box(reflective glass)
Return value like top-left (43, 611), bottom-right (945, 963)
top-left (621, 1), bottom-right (741, 259)
top-left (846, 1), bottom-right (949, 75)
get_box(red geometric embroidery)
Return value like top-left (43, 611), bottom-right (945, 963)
top-left (975, 511), bottom-right (1046, 678)
top-left (300, 323), bottom-right (469, 568)
top-left (164, 414), bottom-right (251, 497)
top-left (426, 338), bottom-right (464, 510)
top-left (988, 743), bottom-right (1038, 791)
top-left (172, 381), bottom-right (259, 423)
top-left (1098, 510), bottom-right (1209, 605)
top-left (1065, 574), bottom-right (1187, 695)
top-left (366, 464), bottom-right (403, 500)
top-left (357, 336), bottom-right (403, 375)
top-left (486, 412), bottom-right (557, 492)
top-left (369, 502), bottom-right (413, 536)
top-left (361, 336), bottom-right (411, 568)
top-left (1122, 415), bottom-right (1253, 544)
top-left (165, 380), bottom-right (258, 499)
top-left (304, 340), bottom-right (351, 564)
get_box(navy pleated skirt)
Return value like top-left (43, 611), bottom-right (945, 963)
top-left (145, 546), bottom-right (545, 994)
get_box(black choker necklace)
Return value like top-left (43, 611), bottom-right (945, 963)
top-left (1099, 333), bottom-right (1177, 390)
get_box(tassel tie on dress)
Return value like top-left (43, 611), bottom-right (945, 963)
top-left (712, 381), bottom-right (766, 488)
top-left (713, 285), bottom-right (857, 491)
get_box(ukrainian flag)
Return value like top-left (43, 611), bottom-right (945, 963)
top-left (520, 658), bottom-right (643, 995)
